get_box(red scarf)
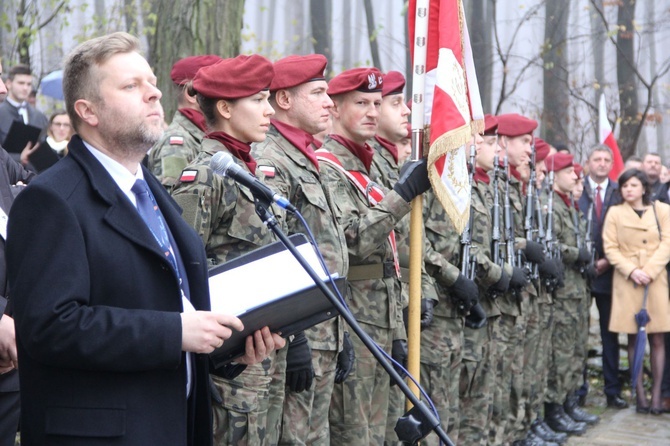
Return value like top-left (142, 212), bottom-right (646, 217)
top-left (509, 165), bottom-right (522, 182)
top-left (206, 131), bottom-right (257, 174)
top-left (178, 108), bottom-right (208, 133)
top-left (374, 135), bottom-right (399, 164)
top-left (329, 134), bottom-right (375, 173)
top-left (556, 191), bottom-right (572, 209)
top-left (474, 167), bottom-right (490, 185)
top-left (271, 119), bottom-right (319, 171)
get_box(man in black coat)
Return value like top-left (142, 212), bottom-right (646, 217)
top-left (577, 144), bottom-right (625, 409)
top-left (0, 64), bottom-right (48, 147)
top-left (0, 61), bottom-right (35, 446)
top-left (642, 152), bottom-right (670, 204)
top-left (5, 32), bottom-right (283, 446)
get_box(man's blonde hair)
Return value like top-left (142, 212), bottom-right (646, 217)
top-left (63, 32), bottom-right (140, 132)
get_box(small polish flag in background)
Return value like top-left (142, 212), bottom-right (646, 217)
top-left (598, 94), bottom-right (624, 181)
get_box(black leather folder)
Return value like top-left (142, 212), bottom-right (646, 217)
top-left (3, 120), bottom-right (42, 153)
top-left (208, 234), bottom-right (344, 368)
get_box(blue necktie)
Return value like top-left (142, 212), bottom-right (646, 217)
top-left (131, 179), bottom-right (176, 271)
top-left (132, 178), bottom-right (194, 396)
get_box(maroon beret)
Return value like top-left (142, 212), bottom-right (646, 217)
top-left (496, 113), bottom-right (538, 137)
top-left (270, 54), bottom-right (327, 92)
top-left (545, 152), bottom-right (574, 172)
top-left (328, 67), bottom-right (383, 96)
top-left (170, 55), bottom-right (222, 85)
top-left (193, 54), bottom-right (274, 100)
top-left (573, 163), bottom-right (584, 178)
top-left (483, 114), bottom-right (498, 135)
top-left (535, 137), bottom-right (550, 162)
top-left (382, 71), bottom-right (405, 97)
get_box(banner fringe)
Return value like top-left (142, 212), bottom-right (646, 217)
top-left (426, 123), bottom-right (473, 234)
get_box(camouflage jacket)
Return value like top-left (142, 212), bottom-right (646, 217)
top-left (423, 187), bottom-right (465, 319)
top-left (318, 136), bottom-right (410, 332)
top-left (170, 138), bottom-right (279, 265)
top-left (551, 191), bottom-right (586, 299)
top-left (369, 139), bottom-right (438, 338)
top-left (469, 178), bottom-right (504, 318)
top-left (252, 124), bottom-right (348, 350)
top-left (149, 110), bottom-right (205, 189)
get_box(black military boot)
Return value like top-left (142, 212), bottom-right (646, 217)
top-left (544, 402), bottom-right (587, 435)
top-left (564, 392), bottom-right (599, 425)
top-left (532, 418), bottom-right (568, 444)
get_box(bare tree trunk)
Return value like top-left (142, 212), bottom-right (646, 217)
top-left (542, 0), bottom-right (571, 145)
top-left (467, 0), bottom-right (493, 113)
top-left (363, 0), bottom-right (381, 70)
top-left (646, 0), bottom-right (663, 157)
top-left (616, 0), bottom-right (638, 159)
top-left (310, 0), bottom-right (332, 73)
top-left (342, 1), bottom-right (352, 69)
top-left (124, 0), bottom-right (138, 35)
top-left (94, 0), bottom-right (105, 33)
top-left (589, 0), bottom-right (606, 143)
top-left (16, 0), bottom-right (30, 66)
top-left (150, 0), bottom-right (245, 120)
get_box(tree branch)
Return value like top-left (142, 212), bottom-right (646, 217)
top-left (37, 1), bottom-right (67, 30)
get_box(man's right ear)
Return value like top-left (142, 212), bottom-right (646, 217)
top-left (74, 99), bottom-right (99, 127)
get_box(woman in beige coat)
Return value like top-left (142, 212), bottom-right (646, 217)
top-left (603, 169), bottom-right (670, 414)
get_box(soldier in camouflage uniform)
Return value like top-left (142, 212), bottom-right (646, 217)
top-left (251, 54), bottom-right (350, 446)
top-left (543, 153), bottom-right (596, 437)
top-left (148, 55), bottom-right (220, 189)
top-left (459, 115), bottom-right (509, 446)
top-left (170, 55), bottom-right (287, 446)
top-left (562, 163), bottom-right (599, 426)
top-left (489, 114), bottom-right (548, 446)
top-left (522, 138), bottom-right (569, 445)
top-left (367, 71), bottom-right (438, 445)
top-left (317, 68), bottom-right (431, 445)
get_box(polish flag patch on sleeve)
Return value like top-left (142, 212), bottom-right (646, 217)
top-left (169, 136), bottom-right (184, 145)
top-left (258, 165), bottom-right (276, 178)
top-left (179, 170), bottom-right (198, 183)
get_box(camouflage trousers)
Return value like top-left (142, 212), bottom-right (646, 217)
top-left (267, 344), bottom-right (288, 446)
top-left (383, 376), bottom-right (405, 445)
top-left (212, 353), bottom-right (276, 446)
top-left (330, 322), bottom-right (393, 446)
top-left (527, 301), bottom-right (554, 421)
top-left (488, 312), bottom-right (527, 446)
top-left (420, 315), bottom-right (464, 446)
top-left (457, 315), bottom-right (499, 446)
top-left (546, 298), bottom-right (581, 404)
top-left (572, 294), bottom-right (590, 393)
top-left (279, 349), bottom-right (338, 445)
top-left (506, 296), bottom-right (542, 442)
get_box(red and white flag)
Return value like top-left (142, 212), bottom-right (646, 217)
top-left (598, 94), bottom-right (624, 180)
top-left (409, 0), bottom-right (484, 233)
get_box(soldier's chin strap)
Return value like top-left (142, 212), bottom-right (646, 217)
top-left (253, 199), bottom-right (454, 446)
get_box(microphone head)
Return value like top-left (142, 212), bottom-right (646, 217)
top-left (210, 151), bottom-right (235, 176)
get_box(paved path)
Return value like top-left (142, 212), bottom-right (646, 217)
top-left (566, 405), bottom-right (670, 445)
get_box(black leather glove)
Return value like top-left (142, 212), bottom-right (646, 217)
top-left (420, 299), bottom-right (435, 330)
top-left (390, 339), bottom-right (408, 386)
top-left (393, 158), bottom-right (430, 202)
top-left (491, 268), bottom-right (511, 293)
top-left (583, 264), bottom-right (597, 282)
top-left (524, 240), bottom-right (545, 264)
top-left (335, 332), bottom-right (355, 384)
top-left (577, 247), bottom-right (591, 265)
top-left (465, 303), bottom-right (488, 329)
top-left (448, 273), bottom-right (479, 314)
top-left (538, 257), bottom-right (559, 279)
top-left (285, 331), bottom-right (314, 393)
top-left (509, 266), bottom-right (530, 289)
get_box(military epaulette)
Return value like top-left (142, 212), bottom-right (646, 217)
top-left (169, 135), bottom-right (185, 145)
top-left (179, 169), bottom-right (198, 183)
top-left (258, 165), bottom-right (275, 178)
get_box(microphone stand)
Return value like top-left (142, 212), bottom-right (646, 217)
top-left (254, 199), bottom-right (453, 446)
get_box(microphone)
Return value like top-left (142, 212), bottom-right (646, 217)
top-left (210, 151), bottom-right (296, 212)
